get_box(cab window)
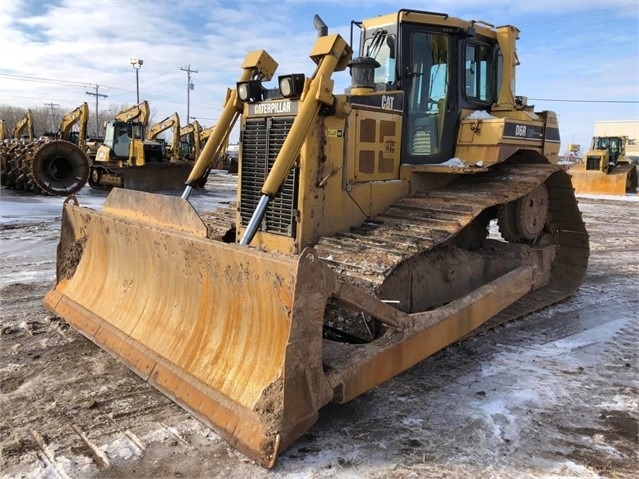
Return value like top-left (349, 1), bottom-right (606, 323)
top-left (363, 31), bottom-right (397, 84)
top-left (406, 32), bottom-right (449, 156)
top-left (464, 42), bottom-right (494, 103)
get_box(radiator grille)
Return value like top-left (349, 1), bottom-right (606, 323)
top-left (240, 117), bottom-right (298, 237)
top-left (586, 155), bottom-right (601, 171)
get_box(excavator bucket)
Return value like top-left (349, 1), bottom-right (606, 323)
top-left (569, 163), bottom-right (638, 195)
top-left (43, 189), bottom-right (332, 468)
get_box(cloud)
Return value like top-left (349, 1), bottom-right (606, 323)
top-left (1, 0), bottom-right (637, 149)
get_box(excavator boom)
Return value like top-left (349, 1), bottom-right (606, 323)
top-left (115, 100), bottom-right (150, 125)
top-left (146, 112), bottom-right (181, 161)
top-left (146, 112), bottom-right (180, 141)
top-left (58, 102), bottom-right (89, 149)
top-left (0, 120), bottom-right (8, 140)
top-left (13, 109), bottom-right (34, 140)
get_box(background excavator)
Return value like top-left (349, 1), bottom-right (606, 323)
top-left (1, 106), bottom-right (89, 195)
top-left (569, 135), bottom-right (638, 194)
top-left (179, 119), bottom-right (202, 160)
top-left (146, 112), bottom-right (184, 162)
top-left (45, 10), bottom-right (589, 468)
top-left (89, 101), bottom-right (195, 190)
top-left (56, 102), bottom-right (89, 151)
top-left (12, 109), bottom-right (35, 141)
top-left (0, 119), bottom-right (8, 140)
top-left (198, 123), bottom-right (235, 172)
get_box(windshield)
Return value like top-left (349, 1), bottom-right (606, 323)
top-left (104, 122), bottom-right (116, 148)
top-left (362, 30), bottom-right (396, 84)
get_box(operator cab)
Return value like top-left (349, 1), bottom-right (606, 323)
top-left (352, 9), bottom-right (503, 165)
top-left (592, 136), bottom-right (625, 168)
top-left (103, 121), bottom-right (145, 159)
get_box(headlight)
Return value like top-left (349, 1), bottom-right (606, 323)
top-left (278, 74), bottom-right (305, 98)
top-left (237, 83), bottom-right (250, 102)
top-left (236, 80), bottom-right (263, 103)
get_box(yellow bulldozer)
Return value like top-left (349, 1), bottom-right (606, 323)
top-left (89, 101), bottom-right (195, 190)
top-left (44, 10), bottom-right (589, 468)
top-left (569, 135), bottom-right (638, 195)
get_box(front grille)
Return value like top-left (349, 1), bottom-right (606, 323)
top-left (240, 117), bottom-right (298, 237)
top-left (586, 155), bottom-right (601, 171)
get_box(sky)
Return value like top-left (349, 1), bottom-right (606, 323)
top-left (1, 0), bottom-right (638, 152)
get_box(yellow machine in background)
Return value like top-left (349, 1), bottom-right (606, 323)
top-left (45, 10), bottom-right (589, 467)
top-left (12, 109), bottom-right (35, 140)
top-left (569, 135), bottom-right (638, 194)
top-left (146, 112), bottom-right (183, 162)
top-left (57, 102), bottom-right (89, 150)
top-left (1, 105), bottom-right (89, 195)
top-left (0, 120), bottom-right (8, 141)
top-left (90, 101), bottom-right (195, 190)
top-left (199, 123), bottom-right (234, 171)
top-left (179, 120), bottom-right (202, 160)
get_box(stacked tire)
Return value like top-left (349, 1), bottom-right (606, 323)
top-left (0, 139), bottom-right (89, 195)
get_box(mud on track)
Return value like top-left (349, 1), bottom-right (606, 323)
top-left (0, 190), bottom-right (637, 479)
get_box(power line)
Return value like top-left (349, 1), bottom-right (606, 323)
top-left (530, 98), bottom-right (639, 104)
top-left (1, 72), bottom-right (223, 111)
top-left (2, 73), bottom-right (88, 88)
top-left (515, 4), bottom-right (637, 29)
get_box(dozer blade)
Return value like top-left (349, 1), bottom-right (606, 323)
top-left (122, 163), bottom-right (194, 191)
top-left (124, 163), bottom-right (193, 191)
top-left (43, 189), bottom-right (333, 468)
top-left (570, 163), bottom-right (638, 195)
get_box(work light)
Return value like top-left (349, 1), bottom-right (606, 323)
top-left (279, 74), bottom-right (306, 98)
top-left (237, 80), bottom-right (263, 102)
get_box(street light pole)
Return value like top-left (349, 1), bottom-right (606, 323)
top-left (130, 58), bottom-right (144, 104)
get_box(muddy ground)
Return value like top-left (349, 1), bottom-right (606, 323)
top-left (0, 178), bottom-right (637, 479)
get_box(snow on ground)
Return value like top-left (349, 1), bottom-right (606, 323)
top-left (0, 181), bottom-right (637, 478)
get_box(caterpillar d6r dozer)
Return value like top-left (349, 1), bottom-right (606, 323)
top-left (44, 10), bottom-right (589, 468)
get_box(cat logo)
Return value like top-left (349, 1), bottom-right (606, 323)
top-left (381, 95), bottom-right (395, 111)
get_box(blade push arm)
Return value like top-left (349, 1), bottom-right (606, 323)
top-left (240, 34), bottom-right (352, 245)
top-left (182, 50), bottom-right (279, 198)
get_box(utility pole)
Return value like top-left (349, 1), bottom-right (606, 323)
top-left (86, 84), bottom-right (108, 138)
top-left (44, 102), bottom-right (60, 132)
top-left (181, 65), bottom-right (198, 124)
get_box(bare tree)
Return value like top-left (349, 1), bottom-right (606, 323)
top-left (1, 102), bottom-right (158, 140)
